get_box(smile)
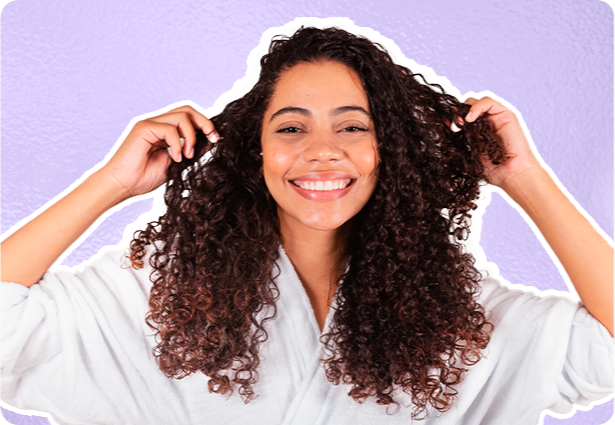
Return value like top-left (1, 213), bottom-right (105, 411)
top-left (291, 179), bottom-right (353, 191)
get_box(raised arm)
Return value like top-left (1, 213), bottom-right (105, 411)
top-left (463, 97), bottom-right (614, 336)
top-left (1, 105), bottom-right (219, 288)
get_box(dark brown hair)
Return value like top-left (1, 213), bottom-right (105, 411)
top-left (129, 26), bottom-right (505, 419)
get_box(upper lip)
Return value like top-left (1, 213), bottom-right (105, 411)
top-left (289, 171), bottom-right (356, 181)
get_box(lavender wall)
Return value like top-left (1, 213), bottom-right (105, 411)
top-left (1, 0), bottom-right (612, 424)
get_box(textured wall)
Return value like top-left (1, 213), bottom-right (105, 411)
top-left (1, 0), bottom-right (613, 424)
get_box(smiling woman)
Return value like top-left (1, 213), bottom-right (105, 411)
top-left (262, 60), bottom-right (380, 331)
top-left (262, 61), bottom-right (379, 231)
top-left (1, 24), bottom-right (613, 425)
top-left (126, 27), bottom-right (511, 417)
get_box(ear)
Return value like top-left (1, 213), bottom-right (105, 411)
top-left (259, 152), bottom-right (264, 174)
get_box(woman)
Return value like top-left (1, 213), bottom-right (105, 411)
top-left (1, 26), bottom-right (612, 424)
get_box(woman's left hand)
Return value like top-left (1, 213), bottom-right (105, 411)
top-left (464, 97), bottom-right (614, 336)
top-left (463, 97), bottom-right (542, 190)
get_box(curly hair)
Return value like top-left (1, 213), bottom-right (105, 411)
top-left (129, 26), bottom-right (506, 419)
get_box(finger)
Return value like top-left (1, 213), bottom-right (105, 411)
top-left (443, 116), bottom-right (462, 133)
top-left (167, 137), bottom-right (186, 158)
top-left (447, 104), bottom-right (469, 132)
top-left (463, 97), bottom-right (481, 122)
top-left (138, 121), bottom-right (184, 162)
top-left (149, 112), bottom-right (202, 159)
top-left (463, 97), bottom-right (506, 122)
top-left (168, 105), bottom-right (221, 147)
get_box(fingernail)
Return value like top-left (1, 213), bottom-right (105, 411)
top-left (466, 111), bottom-right (474, 121)
top-left (189, 147), bottom-right (194, 158)
top-left (176, 152), bottom-right (182, 162)
top-left (451, 122), bottom-right (461, 132)
top-left (208, 131), bottom-right (220, 144)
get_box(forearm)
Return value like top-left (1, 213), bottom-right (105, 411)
top-left (1, 171), bottom-right (129, 287)
top-left (502, 166), bottom-right (614, 335)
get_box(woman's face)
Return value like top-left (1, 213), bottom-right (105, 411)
top-left (261, 60), bottom-right (379, 232)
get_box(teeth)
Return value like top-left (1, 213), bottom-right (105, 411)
top-left (295, 179), bottom-right (351, 191)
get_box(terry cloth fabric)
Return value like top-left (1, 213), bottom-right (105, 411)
top-left (1, 245), bottom-right (613, 424)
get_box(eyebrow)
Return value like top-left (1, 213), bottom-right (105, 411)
top-left (269, 105), bottom-right (371, 122)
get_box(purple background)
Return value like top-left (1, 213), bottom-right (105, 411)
top-left (1, 0), bottom-right (612, 424)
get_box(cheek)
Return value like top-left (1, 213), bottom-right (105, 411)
top-left (360, 145), bottom-right (380, 199)
top-left (360, 144), bottom-right (380, 177)
top-left (262, 148), bottom-right (294, 190)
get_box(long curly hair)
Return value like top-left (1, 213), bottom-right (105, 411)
top-left (129, 26), bottom-right (506, 419)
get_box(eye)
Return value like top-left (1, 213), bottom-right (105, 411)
top-left (341, 125), bottom-right (369, 132)
top-left (277, 126), bottom-right (303, 133)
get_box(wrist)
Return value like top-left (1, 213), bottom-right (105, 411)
top-left (84, 170), bottom-right (133, 211)
top-left (499, 165), bottom-right (559, 219)
top-left (498, 162), bottom-right (547, 195)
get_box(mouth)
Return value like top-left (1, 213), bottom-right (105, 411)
top-left (290, 178), bottom-right (354, 191)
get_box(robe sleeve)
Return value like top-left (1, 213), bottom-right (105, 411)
top-left (0, 245), bottom-right (163, 423)
top-left (473, 274), bottom-right (613, 421)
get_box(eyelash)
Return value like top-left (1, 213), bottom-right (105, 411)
top-left (277, 126), bottom-right (303, 133)
top-left (341, 125), bottom-right (368, 132)
top-left (276, 125), bottom-right (368, 133)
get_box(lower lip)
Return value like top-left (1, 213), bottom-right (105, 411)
top-left (290, 181), bottom-right (354, 201)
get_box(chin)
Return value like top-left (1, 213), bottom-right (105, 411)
top-left (276, 203), bottom-right (357, 233)
top-left (305, 222), bottom-right (346, 232)
top-left (301, 213), bottom-right (352, 232)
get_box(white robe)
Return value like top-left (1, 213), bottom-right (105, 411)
top-left (1, 245), bottom-right (613, 424)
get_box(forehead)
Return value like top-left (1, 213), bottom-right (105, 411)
top-left (267, 61), bottom-right (369, 112)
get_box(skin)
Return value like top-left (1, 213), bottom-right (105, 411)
top-left (1, 62), bottom-right (612, 336)
top-left (0, 105), bottom-right (216, 288)
top-left (463, 97), bottom-right (614, 336)
top-left (260, 61), bottom-right (379, 330)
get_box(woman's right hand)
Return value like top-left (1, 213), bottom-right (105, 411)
top-left (100, 105), bottom-right (220, 201)
top-left (1, 104), bottom-right (219, 287)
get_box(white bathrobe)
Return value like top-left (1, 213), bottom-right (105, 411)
top-left (1, 245), bottom-right (613, 424)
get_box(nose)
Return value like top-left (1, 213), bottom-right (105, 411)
top-left (302, 133), bottom-right (344, 163)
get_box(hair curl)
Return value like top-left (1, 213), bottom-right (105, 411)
top-left (129, 26), bottom-right (506, 419)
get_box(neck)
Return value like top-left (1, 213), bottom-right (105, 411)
top-left (278, 212), bottom-right (352, 331)
top-left (279, 216), bottom-right (350, 281)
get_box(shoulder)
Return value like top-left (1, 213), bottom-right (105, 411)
top-left (4, 244), bottom-right (155, 327)
top-left (478, 269), bottom-right (581, 327)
